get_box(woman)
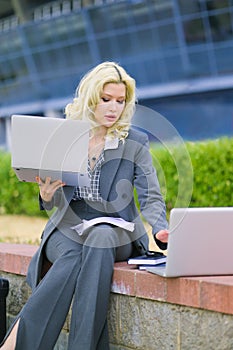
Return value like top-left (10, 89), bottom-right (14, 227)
top-left (1, 62), bottom-right (168, 350)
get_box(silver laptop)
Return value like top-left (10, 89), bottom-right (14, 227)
top-left (147, 207), bottom-right (233, 277)
top-left (11, 115), bottom-right (91, 187)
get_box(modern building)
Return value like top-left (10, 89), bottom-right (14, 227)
top-left (0, 0), bottom-right (233, 148)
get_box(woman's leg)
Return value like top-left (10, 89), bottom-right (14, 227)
top-left (68, 225), bottom-right (132, 350)
top-left (2, 231), bottom-right (83, 350)
top-left (0, 320), bottom-right (20, 350)
top-left (1, 226), bottom-right (132, 350)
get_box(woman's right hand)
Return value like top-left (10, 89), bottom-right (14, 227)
top-left (155, 229), bottom-right (169, 243)
top-left (36, 176), bottom-right (65, 202)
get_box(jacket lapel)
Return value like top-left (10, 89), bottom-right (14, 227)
top-left (100, 142), bottom-right (124, 201)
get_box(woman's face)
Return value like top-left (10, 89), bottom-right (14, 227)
top-left (94, 83), bottom-right (126, 129)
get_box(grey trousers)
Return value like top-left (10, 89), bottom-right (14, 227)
top-left (14, 200), bottom-right (133, 350)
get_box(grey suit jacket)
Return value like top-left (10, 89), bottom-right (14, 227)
top-left (27, 128), bottom-right (168, 290)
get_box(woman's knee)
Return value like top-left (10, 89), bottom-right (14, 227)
top-left (45, 230), bottom-right (82, 263)
top-left (83, 225), bottom-right (132, 249)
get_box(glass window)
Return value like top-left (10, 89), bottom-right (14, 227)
top-left (10, 57), bottom-right (28, 79)
top-left (4, 80), bottom-right (35, 105)
top-left (0, 60), bottom-right (16, 81)
top-left (183, 18), bottom-right (206, 44)
top-left (0, 85), bottom-right (9, 102)
top-left (34, 47), bottom-right (66, 73)
top-left (89, 0), bottom-right (174, 32)
top-left (153, 0), bottom-right (174, 20)
top-left (163, 53), bottom-right (186, 80)
top-left (88, 7), bottom-right (107, 34)
top-left (116, 31), bottom-right (154, 58)
top-left (33, 48), bottom-right (68, 78)
top-left (0, 56), bottom-right (27, 82)
top-left (142, 57), bottom-right (167, 84)
top-left (26, 14), bottom-right (87, 50)
top-left (35, 18), bottom-right (70, 45)
top-left (1, 32), bottom-right (22, 56)
top-left (214, 45), bottom-right (233, 74)
top-left (26, 21), bottom-right (53, 47)
top-left (51, 17), bottom-right (70, 42)
top-left (136, 28), bottom-right (160, 52)
top-left (25, 23), bottom-right (43, 47)
top-left (34, 42), bottom-right (92, 77)
top-left (130, 2), bottom-right (152, 26)
top-left (0, 37), bottom-right (11, 55)
top-left (106, 3), bottom-right (131, 30)
top-left (33, 52), bottom-right (48, 73)
top-left (205, 0), bottom-right (229, 11)
top-left (178, 0), bottom-right (201, 15)
top-left (187, 49), bottom-right (213, 77)
top-left (68, 13), bottom-right (86, 39)
top-left (65, 43), bottom-right (92, 67)
top-left (157, 23), bottom-right (179, 49)
top-left (208, 12), bottom-right (233, 42)
top-left (89, 3), bottom-right (131, 34)
top-left (0, 119), bottom-right (6, 146)
top-left (129, 0), bottom-right (166, 25)
top-left (97, 36), bottom-right (119, 61)
top-left (40, 75), bottom-right (74, 98)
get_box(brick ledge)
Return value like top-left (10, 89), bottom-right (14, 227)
top-left (0, 243), bottom-right (233, 315)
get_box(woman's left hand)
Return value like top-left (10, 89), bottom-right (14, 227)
top-left (155, 229), bottom-right (169, 243)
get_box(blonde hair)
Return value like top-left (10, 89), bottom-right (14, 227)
top-left (65, 61), bottom-right (136, 140)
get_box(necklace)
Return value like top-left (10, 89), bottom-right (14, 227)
top-left (89, 134), bottom-right (105, 165)
top-left (89, 144), bottom-right (104, 162)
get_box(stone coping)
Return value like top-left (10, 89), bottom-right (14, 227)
top-left (0, 243), bottom-right (233, 316)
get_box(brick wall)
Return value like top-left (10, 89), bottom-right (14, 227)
top-left (1, 243), bottom-right (233, 349)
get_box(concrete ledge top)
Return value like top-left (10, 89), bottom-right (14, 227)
top-left (1, 243), bottom-right (233, 315)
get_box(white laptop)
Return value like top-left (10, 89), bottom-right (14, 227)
top-left (147, 207), bottom-right (233, 277)
top-left (11, 115), bottom-right (91, 187)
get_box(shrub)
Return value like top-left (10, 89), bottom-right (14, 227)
top-left (151, 137), bottom-right (233, 211)
top-left (0, 152), bottom-right (45, 216)
top-left (186, 137), bottom-right (233, 207)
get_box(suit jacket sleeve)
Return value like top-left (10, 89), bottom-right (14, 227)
top-left (39, 187), bottom-right (65, 211)
top-left (133, 133), bottom-right (168, 248)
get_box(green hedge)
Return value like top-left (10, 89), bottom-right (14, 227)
top-left (151, 137), bottom-right (233, 212)
top-left (0, 152), bottom-right (45, 216)
top-left (0, 137), bottom-right (232, 216)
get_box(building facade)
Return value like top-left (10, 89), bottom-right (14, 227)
top-left (0, 0), bottom-right (233, 147)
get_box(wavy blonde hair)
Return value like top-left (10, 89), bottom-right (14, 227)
top-left (65, 61), bottom-right (136, 140)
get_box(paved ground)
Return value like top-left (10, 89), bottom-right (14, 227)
top-left (0, 215), bottom-right (47, 245)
